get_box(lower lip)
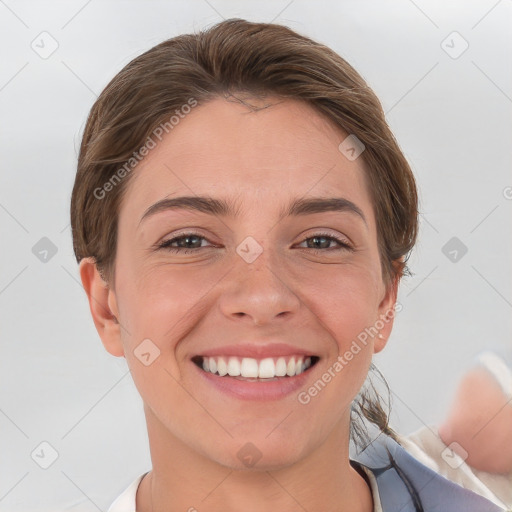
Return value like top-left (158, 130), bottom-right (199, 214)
top-left (192, 360), bottom-right (318, 401)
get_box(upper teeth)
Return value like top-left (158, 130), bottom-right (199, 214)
top-left (201, 356), bottom-right (312, 378)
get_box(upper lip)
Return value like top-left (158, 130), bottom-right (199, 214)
top-left (195, 343), bottom-right (318, 359)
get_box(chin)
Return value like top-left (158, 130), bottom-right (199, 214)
top-left (205, 436), bottom-right (310, 472)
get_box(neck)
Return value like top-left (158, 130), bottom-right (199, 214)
top-left (136, 406), bottom-right (373, 512)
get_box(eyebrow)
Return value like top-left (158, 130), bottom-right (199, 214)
top-left (139, 195), bottom-right (367, 227)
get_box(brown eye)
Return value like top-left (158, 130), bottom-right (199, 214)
top-left (157, 233), bottom-right (211, 253)
top-left (298, 233), bottom-right (353, 252)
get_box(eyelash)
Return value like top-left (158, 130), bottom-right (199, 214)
top-left (156, 231), bottom-right (353, 254)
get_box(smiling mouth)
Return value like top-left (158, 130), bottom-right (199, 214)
top-left (191, 355), bottom-right (320, 380)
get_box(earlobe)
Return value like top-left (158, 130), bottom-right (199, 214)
top-left (79, 257), bottom-right (124, 357)
top-left (374, 273), bottom-right (400, 354)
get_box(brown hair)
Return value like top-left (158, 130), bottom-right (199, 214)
top-left (71, 18), bottom-right (418, 447)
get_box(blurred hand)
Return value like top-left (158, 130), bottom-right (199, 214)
top-left (438, 353), bottom-right (512, 475)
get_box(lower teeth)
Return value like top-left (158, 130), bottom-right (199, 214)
top-left (232, 375), bottom-right (289, 381)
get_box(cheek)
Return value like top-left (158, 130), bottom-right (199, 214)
top-left (117, 255), bottom-right (382, 343)
top-left (115, 260), bottom-right (223, 350)
top-left (296, 262), bottom-right (382, 348)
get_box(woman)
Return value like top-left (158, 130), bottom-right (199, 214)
top-left (70, 18), bottom-right (511, 512)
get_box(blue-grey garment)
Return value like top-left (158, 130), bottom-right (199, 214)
top-left (351, 432), bottom-right (507, 512)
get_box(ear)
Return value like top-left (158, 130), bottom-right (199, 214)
top-left (373, 268), bottom-right (400, 354)
top-left (79, 257), bottom-right (124, 357)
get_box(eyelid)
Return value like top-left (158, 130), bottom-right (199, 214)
top-left (153, 229), bottom-right (215, 250)
top-left (295, 231), bottom-right (354, 251)
top-left (297, 228), bottom-right (353, 246)
top-left (156, 227), bottom-right (214, 243)
top-left (154, 229), bottom-right (354, 254)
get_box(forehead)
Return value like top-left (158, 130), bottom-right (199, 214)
top-left (120, 96), bottom-right (372, 221)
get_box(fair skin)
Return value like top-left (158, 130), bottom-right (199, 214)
top-left (80, 95), bottom-right (399, 512)
top-left (438, 366), bottom-right (512, 475)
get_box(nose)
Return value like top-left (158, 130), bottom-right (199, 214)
top-left (217, 247), bottom-right (301, 326)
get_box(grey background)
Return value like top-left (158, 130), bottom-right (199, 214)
top-left (1, 0), bottom-right (511, 510)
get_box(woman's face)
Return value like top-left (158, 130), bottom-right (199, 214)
top-left (106, 95), bottom-right (397, 469)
